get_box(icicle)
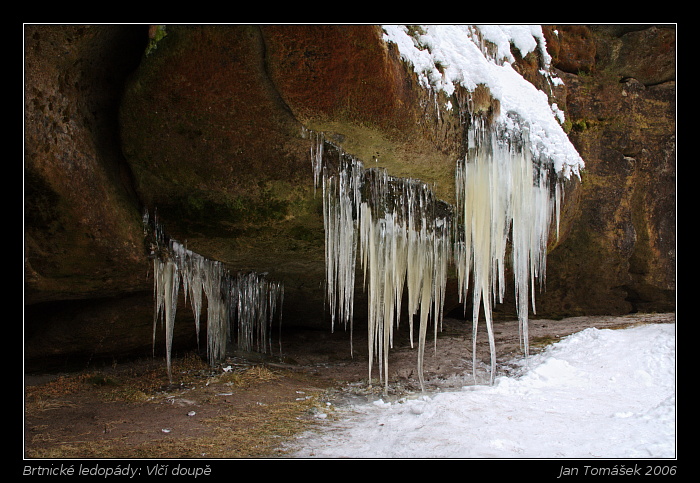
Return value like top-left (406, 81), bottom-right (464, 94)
top-left (312, 106), bottom-right (566, 391)
top-left (310, 129), bottom-right (325, 196)
top-left (229, 271), bottom-right (284, 355)
top-left (320, 151), bottom-right (360, 340)
top-left (313, 136), bottom-right (453, 392)
top-left (144, 211), bottom-right (284, 379)
top-left (202, 259), bottom-right (226, 365)
top-left (454, 113), bottom-right (565, 384)
top-left (187, 253), bottom-right (204, 347)
top-left (152, 256), bottom-right (179, 383)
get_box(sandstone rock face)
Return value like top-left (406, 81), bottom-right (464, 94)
top-left (25, 26), bottom-right (149, 303)
top-left (24, 26), bottom-right (159, 368)
top-left (24, 25), bottom-right (675, 368)
top-left (532, 25), bottom-right (675, 316)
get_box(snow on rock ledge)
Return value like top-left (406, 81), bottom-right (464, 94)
top-left (382, 25), bottom-right (584, 179)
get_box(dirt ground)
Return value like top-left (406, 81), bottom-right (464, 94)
top-left (23, 312), bottom-right (675, 460)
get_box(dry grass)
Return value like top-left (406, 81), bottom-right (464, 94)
top-left (205, 365), bottom-right (279, 388)
top-left (25, 388), bottom-right (324, 459)
top-left (170, 396), bottom-right (322, 458)
top-left (25, 354), bottom-right (331, 459)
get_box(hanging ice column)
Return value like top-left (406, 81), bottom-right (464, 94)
top-left (144, 210), bottom-right (284, 382)
top-left (311, 25), bottom-right (584, 389)
top-left (454, 114), bottom-right (566, 384)
top-left (312, 122), bottom-right (578, 388)
top-left (311, 132), bottom-right (452, 392)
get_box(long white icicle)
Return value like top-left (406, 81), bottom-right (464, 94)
top-left (455, 115), bottom-right (563, 384)
top-left (314, 110), bottom-right (566, 390)
top-left (146, 211), bottom-right (284, 382)
top-left (314, 135), bottom-right (452, 392)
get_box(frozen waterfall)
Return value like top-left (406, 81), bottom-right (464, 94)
top-left (144, 210), bottom-right (283, 382)
top-left (311, 119), bottom-right (570, 390)
top-left (312, 25), bottom-right (584, 391)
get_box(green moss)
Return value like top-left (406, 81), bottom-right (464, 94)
top-left (207, 195), bottom-right (281, 222)
top-left (306, 120), bottom-right (457, 204)
top-left (562, 119), bottom-right (573, 134)
top-left (571, 119), bottom-right (590, 132)
top-left (152, 186), bottom-right (298, 242)
top-left (145, 25), bottom-right (167, 57)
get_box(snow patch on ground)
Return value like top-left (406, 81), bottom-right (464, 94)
top-left (289, 323), bottom-right (676, 459)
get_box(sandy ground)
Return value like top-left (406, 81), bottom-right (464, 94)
top-left (23, 312), bottom-right (675, 459)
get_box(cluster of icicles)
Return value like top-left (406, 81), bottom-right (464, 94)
top-left (144, 211), bottom-right (283, 382)
top-left (312, 131), bottom-right (453, 391)
top-left (309, 114), bottom-right (564, 391)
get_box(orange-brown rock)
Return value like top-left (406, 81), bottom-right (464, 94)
top-left (533, 25), bottom-right (675, 315)
top-left (24, 24), bottom-right (675, 368)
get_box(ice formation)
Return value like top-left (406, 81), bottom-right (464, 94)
top-left (311, 133), bottom-right (453, 391)
top-left (455, 114), bottom-right (564, 384)
top-left (312, 25), bottom-right (584, 390)
top-left (144, 210), bottom-right (283, 382)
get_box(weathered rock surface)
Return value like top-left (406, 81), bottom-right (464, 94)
top-left (533, 25), bottom-right (676, 316)
top-left (24, 26), bottom-right (158, 368)
top-left (24, 24), bottom-right (675, 369)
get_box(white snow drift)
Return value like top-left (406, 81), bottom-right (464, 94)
top-left (289, 322), bottom-right (676, 459)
